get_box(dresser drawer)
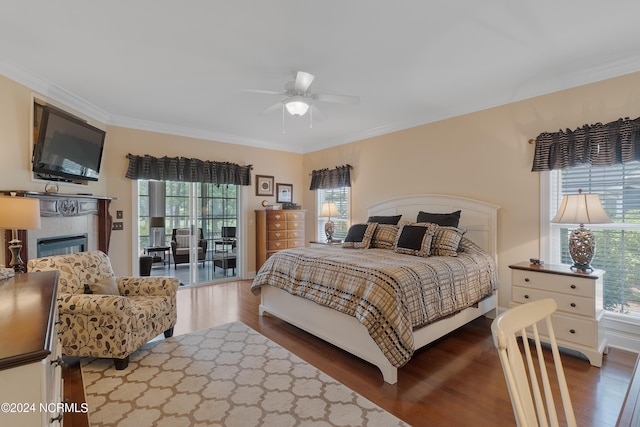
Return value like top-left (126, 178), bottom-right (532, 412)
top-left (287, 239), bottom-right (304, 249)
top-left (286, 211), bottom-right (305, 221)
top-left (286, 221), bottom-right (304, 231)
top-left (550, 313), bottom-right (597, 348)
top-left (512, 286), bottom-right (595, 317)
top-left (267, 220), bottom-right (286, 231)
top-left (287, 230), bottom-right (303, 240)
top-left (512, 269), bottom-right (595, 298)
top-left (268, 240), bottom-right (287, 251)
top-left (267, 212), bottom-right (286, 222)
top-left (268, 230), bottom-right (286, 241)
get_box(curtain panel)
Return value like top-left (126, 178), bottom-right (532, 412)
top-left (531, 117), bottom-right (640, 171)
top-left (309, 164), bottom-right (352, 190)
top-left (125, 154), bottom-right (253, 185)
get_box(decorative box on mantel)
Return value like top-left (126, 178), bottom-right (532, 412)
top-left (2, 191), bottom-right (116, 266)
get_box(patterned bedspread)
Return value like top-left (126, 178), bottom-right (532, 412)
top-left (251, 238), bottom-right (498, 368)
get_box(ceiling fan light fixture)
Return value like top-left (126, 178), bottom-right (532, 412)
top-left (285, 96), bottom-right (310, 116)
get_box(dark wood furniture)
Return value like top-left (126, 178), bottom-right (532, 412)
top-left (255, 209), bottom-right (305, 269)
top-left (0, 271), bottom-right (63, 426)
top-left (144, 245), bottom-right (170, 266)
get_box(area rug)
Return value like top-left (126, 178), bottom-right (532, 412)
top-left (81, 321), bottom-right (410, 427)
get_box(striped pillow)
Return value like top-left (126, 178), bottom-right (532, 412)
top-left (431, 226), bottom-right (466, 257)
top-left (371, 224), bottom-right (399, 249)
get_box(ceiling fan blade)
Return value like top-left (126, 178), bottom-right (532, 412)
top-left (313, 93), bottom-right (360, 104)
top-left (242, 89), bottom-right (284, 95)
top-left (262, 101), bottom-right (283, 114)
top-left (294, 71), bottom-right (315, 93)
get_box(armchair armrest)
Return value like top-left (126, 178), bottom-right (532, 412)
top-left (58, 293), bottom-right (131, 317)
top-left (117, 276), bottom-right (179, 298)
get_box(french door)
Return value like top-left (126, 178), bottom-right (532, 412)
top-left (138, 180), bottom-right (239, 286)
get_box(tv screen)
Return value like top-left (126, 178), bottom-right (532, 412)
top-left (32, 106), bottom-right (106, 182)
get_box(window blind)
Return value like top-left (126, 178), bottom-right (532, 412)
top-left (550, 162), bottom-right (640, 314)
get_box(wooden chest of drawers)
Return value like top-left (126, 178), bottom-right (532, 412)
top-left (256, 210), bottom-right (306, 269)
top-left (0, 271), bottom-right (64, 426)
top-left (509, 262), bottom-right (607, 367)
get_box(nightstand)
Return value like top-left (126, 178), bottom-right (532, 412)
top-left (309, 240), bottom-right (343, 248)
top-left (509, 262), bottom-right (608, 367)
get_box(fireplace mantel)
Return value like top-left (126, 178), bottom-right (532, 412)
top-left (2, 191), bottom-right (116, 266)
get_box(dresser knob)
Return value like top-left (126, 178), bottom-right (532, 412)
top-left (524, 278), bottom-right (530, 282)
top-left (570, 284), bottom-right (576, 289)
top-left (570, 303), bottom-right (576, 308)
top-left (570, 329), bottom-right (576, 334)
top-left (524, 294), bottom-right (530, 299)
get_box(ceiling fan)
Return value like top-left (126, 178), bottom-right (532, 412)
top-left (246, 71), bottom-right (360, 118)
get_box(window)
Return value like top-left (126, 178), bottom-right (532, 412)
top-left (546, 162), bottom-right (640, 315)
top-left (316, 187), bottom-right (350, 241)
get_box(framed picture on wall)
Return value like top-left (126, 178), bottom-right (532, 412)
top-left (276, 183), bottom-right (293, 203)
top-left (256, 175), bottom-right (274, 196)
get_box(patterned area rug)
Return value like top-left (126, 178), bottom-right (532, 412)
top-left (81, 321), bottom-right (410, 427)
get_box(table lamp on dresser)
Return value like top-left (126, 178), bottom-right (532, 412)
top-left (0, 195), bottom-right (41, 272)
top-left (319, 201), bottom-right (339, 242)
top-left (551, 189), bottom-right (611, 272)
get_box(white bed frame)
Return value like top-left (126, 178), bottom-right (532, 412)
top-left (259, 194), bottom-right (499, 384)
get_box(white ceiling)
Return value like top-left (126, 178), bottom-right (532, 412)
top-left (2, 1), bottom-right (640, 154)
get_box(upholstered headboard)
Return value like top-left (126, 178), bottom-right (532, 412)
top-left (368, 194), bottom-right (499, 262)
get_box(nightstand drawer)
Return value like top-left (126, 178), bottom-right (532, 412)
top-left (512, 286), bottom-right (595, 317)
top-left (512, 269), bottom-right (594, 298)
top-left (551, 313), bottom-right (597, 348)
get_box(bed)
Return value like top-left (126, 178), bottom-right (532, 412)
top-left (252, 194), bottom-right (499, 384)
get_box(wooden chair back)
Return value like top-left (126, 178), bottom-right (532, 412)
top-left (491, 298), bottom-right (576, 427)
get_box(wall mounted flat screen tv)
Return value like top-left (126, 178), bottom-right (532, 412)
top-left (32, 105), bottom-right (106, 182)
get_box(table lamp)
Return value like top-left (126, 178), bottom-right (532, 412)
top-left (551, 189), bottom-right (611, 272)
top-left (319, 201), bottom-right (339, 242)
top-left (0, 195), bottom-right (41, 272)
top-left (150, 216), bottom-right (166, 247)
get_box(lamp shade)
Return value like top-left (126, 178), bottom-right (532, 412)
top-left (150, 216), bottom-right (165, 228)
top-left (551, 191), bottom-right (611, 225)
top-left (0, 196), bottom-right (41, 230)
top-left (285, 96), bottom-right (310, 116)
top-left (319, 202), bottom-right (339, 218)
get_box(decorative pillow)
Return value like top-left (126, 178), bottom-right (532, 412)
top-left (431, 226), bottom-right (466, 257)
top-left (416, 210), bottom-right (461, 227)
top-left (342, 223), bottom-right (377, 249)
top-left (371, 224), bottom-right (399, 249)
top-left (393, 223), bottom-right (438, 257)
top-left (366, 215), bottom-right (402, 225)
top-left (84, 277), bottom-right (119, 295)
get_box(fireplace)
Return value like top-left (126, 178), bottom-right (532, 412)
top-left (37, 234), bottom-right (88, 258)
top-left (3, 192), bottom-right (114, 267)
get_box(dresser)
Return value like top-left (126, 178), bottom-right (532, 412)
top-left (0, 271), bottom-right (63, 426)
top-left (256, 210), bottom-right (305, 269)
top-left (509, 262), bottom-right (607, 367)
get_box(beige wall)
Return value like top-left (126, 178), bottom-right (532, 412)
top-left (303, 71), bottom-right (640, 307)
top-left (2, 71), bottom-right (640, 308)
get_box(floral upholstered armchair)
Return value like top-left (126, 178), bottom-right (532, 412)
top-left (27, 250), bottom-right (178, 370)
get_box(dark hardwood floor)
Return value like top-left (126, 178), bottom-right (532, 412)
top-left (63, 280), bottom-right (637, 426)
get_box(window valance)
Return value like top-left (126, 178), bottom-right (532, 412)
top-left (309, 164), bottom-right (352, 190)
top-left (531, 116), bottom-right (640, 171)
top-left (125, 153), bottom-right (253, 185)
